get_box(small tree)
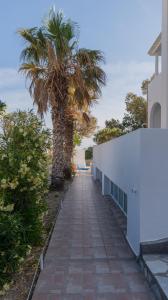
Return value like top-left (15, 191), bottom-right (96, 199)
top-left (122, 92), bottom-right (147, 131)
top-left (0, 100), bottom-right (6, 113)
top-left (85, 147), bottom-right (93, 160)
top-left (76, 116), bottom-right (97, 138)
top-left (105, 118), bottom-right (124, 131)
top-left (141, 79), bottom-right (150, 95)
top-left (93, 127), bottom-right (122, 145)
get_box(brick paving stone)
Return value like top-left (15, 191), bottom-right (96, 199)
top-left (126, 273), bottom-right (150, 293)
top-left (32, 173), bottom-right (155, 300)
top-left (49, 296), bottom-right (61, 300)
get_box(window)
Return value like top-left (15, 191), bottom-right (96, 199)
top-left (110, 179), bottom-right (128, 216)
top-left (111, 182), bottom-right (114, 196)
top-left (104, 175), bottom-right (110, 195)
top-left (123, 193), bottom-right (127, 214)
top-left (96, 168), bottom-right (102, 185)
top-left (119, 188), bottom-right (123, 208)
top-left (114, 184), bottom-right (118, 202)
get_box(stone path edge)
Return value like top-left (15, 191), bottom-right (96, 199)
top-left (27, 181), bottom-right (72, 300)
top-left (139, 256), bottom-right (168, 300)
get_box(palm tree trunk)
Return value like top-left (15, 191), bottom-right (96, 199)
top-left (51, 105), bottom-right (65, 187)
top-left (64, 120), bottom-right (74, 171)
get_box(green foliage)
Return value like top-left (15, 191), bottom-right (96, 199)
top-left (77, 116), bottom-right (97, 138)
top-left (93, 128), bottom-right (123, 145)
top-left (64, 166), bottom-right (72, 180)
top-left (73, 131), bottom-right (81, 147)
top-left (122, 93), bottom-right (147, 131)
top-left (85, 147), bottom-right (93, 160)
top-left (64, 163), bottom-right (76, 179)
top-left (0, 110), bottom-right (51, 292)
top-left (105, 118), bottom-right (124, 131)
top-left (141, 79), bottom-right (150, 95)
top-left (0, 101), bottom-right (6, 114)
top-left (94, 91), bottom-right (147, 145)
top-left (0, 110), bottom-right (51, 209)
top-left (0, 213), bottom-right (29, 292)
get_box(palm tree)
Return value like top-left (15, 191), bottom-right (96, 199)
top-left (18, 9), bottom-right (106, 187)
top-left (63, 47), bottom-right (105, 173)
top-left (63, 104), bottom-right (95, 175)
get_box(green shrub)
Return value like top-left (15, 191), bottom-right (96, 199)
top-left (0, 110), bottom-right (51, 244)
top-left (0, 110), bottom-right (51, 292)
top-left (0, 213), bottom-right (30, 291)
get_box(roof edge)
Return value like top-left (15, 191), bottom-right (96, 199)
top-left (148, 33), bottom-right (161, 56)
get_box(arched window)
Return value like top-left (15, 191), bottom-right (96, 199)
top-left (150, 103), bottom-right (161, 128)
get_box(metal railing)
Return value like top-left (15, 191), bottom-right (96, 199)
top-left (104, 174), bottom-right (127, 216)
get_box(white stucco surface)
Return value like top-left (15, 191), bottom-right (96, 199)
top-left (93, 129), bottom-right (168, 255)
top-left (73, 147), bottom-right (86, 168)
top-left (148, 74), bottom-right (162, 127)
top-left (148, 0), bottom-right (168, 129)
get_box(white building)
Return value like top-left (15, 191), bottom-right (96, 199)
top-left (73, 147), bottom-right (86, 169)
top-left (148, 0), bottom-right (168, 128)
top-left (93, 0), bottom-right (168, 256)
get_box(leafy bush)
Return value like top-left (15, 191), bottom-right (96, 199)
top-left (85, 147), bottom-right (93, 160)
top-left (0, 213), bottom-right (30, 292)
top-left (64, 166), bottom-right (72, 180)
top-left (93, 127), bottom-right (123, 145)
top-left (0, 110), bottom-right (51, 291)
top-left (64, 163), bottom-right (77, 180)
top-left (0, 101), bottom-right (6, 114)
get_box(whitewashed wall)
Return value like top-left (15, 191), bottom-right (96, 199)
top-left (148, 0), bottom-right (168, 128)
top-left (93, 129), bottom-right (168, 255)
top-left (148, 74), bottom-right (162, 127)
top-left (73, 147), bottom-right (86, 168)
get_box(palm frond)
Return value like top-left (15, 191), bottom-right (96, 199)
top-left (45, 10), bottom-right (78, 60)
top-left (18, 27), bottom-right (38, 44)
top-left (76, 49), bottom-right (105, 66)
top-left (33, 78), bottom-right (49, 116)
top-left (18, 27), bottom-right (47, 63)
top-left (18, 8), bottom-right (106, 120)
top-left (19, 63), bottom-right (46, 77)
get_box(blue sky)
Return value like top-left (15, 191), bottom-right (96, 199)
top-left (0, 0), bottom-right (161, 146)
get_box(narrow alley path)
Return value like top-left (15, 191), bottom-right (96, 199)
top-left (33, 172), bottom-right (155, 300)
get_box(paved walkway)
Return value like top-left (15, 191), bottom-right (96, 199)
top-left (33, 173), bottom-right (155, 300)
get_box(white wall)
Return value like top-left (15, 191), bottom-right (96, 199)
top-left (73, 147), bottom-right (86, 167)
top-left (148, 74), bottom-right (162, 127)
top-left (162, 0), bottom-right (168, 128)
top-left (93, 129), bottom-right (168, 255)
top-left (140, 130), bottom-right (168, 242)
top-left (148, 0), bottom-right (168, 129)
